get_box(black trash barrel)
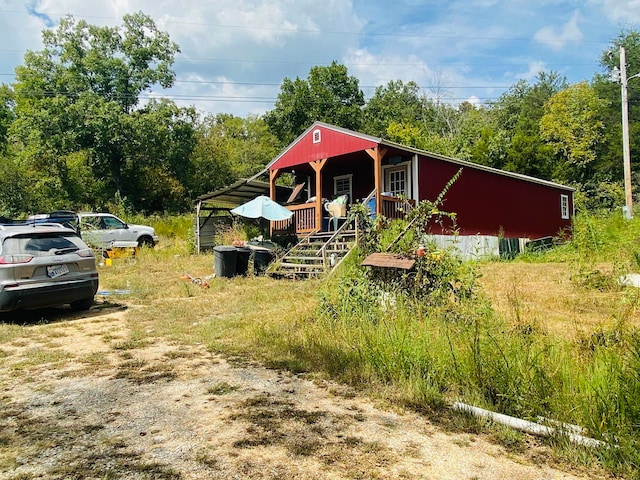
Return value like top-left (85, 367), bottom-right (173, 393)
top-left (253, 249), bottom-right (274, 275)
top-left (214, 246), bottom-right (238, 278)
top-left (235, 247), bottom-right (251, 276)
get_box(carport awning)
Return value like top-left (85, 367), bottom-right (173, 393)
top-left (196, 179), bottom-right (292, 208)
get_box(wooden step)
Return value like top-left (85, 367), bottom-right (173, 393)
top-left (268, 229), bottom-right (358, 279)
top-left (278, 262), bottom-right (326, 270)
top-left (283, 255), bottom-right (325, 262)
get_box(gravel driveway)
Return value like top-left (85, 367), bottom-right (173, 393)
top-left (0, 307), bottom-right (603, 479)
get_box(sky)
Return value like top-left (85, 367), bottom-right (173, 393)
top-left (0, 0), bottom-right (638, 118)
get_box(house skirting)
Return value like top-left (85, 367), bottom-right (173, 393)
top-left (425, 235), bottom-right (536, 261)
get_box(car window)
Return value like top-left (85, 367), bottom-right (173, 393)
top-left (81, 216), bottom-right (103, 229)
top-left (102, 216), bottom-right (125, 230)
top-left (2, 233), bottom-right (86, 257)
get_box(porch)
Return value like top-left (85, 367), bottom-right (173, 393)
top-left (271, 194), bottom-right (413, 236)
top-left (266, 124), bottom-right (420, 237)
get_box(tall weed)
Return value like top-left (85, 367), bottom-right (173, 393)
top-left (526, 210), bottom-right (640, 266)
top-left (258, 208), bottom-right (640, 476)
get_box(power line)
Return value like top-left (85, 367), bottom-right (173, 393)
top-left (0, 8), bottom-right (614, 46)
top-left (3, 88), bottom-right (510, 106)
top-left (0, 74), bottom-right (519, 90)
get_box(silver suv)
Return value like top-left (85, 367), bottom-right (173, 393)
top-left (0, 224), bottom-right (99, 312)
top-left (78, 213), bottom-right (159, 249)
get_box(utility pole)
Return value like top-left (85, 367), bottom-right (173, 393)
top-left (613, 47), bottom-right (638, 219)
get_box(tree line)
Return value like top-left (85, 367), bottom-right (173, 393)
top-left (0, 12), bottom-right (638, 216)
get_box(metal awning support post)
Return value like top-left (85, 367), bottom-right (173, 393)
top-left (195, 200), bottom-right (201, 254)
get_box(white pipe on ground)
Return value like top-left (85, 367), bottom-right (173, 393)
top-left (452, 402), bottom-right (606, 449)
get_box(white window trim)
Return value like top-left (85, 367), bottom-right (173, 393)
top-left (313, 129), bottom-right (321, 144)
top-left (333, 174), bottom-right (353, 202)
top-left (561, 194), bottom-right (570, 219)
top-left (382, 161), bottom-right (411, 198)
top-left (412, 154), bottom-right (419, 203)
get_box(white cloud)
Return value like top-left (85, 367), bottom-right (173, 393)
top-left (0, 0), bottom-right (633, 117)
top-left (534, 11), bottom-right (583, 50)
top-left (465, 95), bottom-right (481, 106)
top-left (344, 48), bottom-right (435, 94)
top-left (508, 61), bottom-right (547, 83)
top-left (590, 0), bottom-right (640, 23)
top-left (5, 0), bottom-right (364, 115)
top-left (343, 47), bottom-right (491, 106)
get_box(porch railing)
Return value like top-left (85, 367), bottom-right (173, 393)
top-left (382, 196), bottom-right (415, 220)
top-left (272, 203), bottom-right (317, 235)
top-left (272, 196), bottom-right (415, 236)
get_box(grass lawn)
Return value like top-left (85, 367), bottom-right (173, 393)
top-left (1, 228), bottom-right (639, 478)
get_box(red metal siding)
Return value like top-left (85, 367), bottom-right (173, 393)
top-left (418, 157), bottom-right (573, 239)
top-left (270, 126), bottom-right (378, 170)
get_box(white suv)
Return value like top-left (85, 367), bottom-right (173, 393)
top-left (78, 213), bottom-right (159, 249)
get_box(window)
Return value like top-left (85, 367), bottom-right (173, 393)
top-left (561, 194), bottom-right (570, 219)
top-left (9, 233), bottom-right (82, 256)
top-left (313, 129), bottom-right (321, 144)
top-left (333, 174), bottom-right (352, 202)
top-left (102, 215), bottom-right (126, 230)
top-left (384, 166), bottom-right (408, 197)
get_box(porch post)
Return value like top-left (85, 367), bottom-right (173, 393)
top-left (269, 168), bottom-right (279, 200)
top-left (366, 147), bottom-right (387, 216)
top-left (269, 168), bottom-right (279, 235)
top-left (310, 158), bottom-right (327, 231)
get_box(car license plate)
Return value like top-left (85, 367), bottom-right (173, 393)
top-left (47, 264), bottom-right (69, 278)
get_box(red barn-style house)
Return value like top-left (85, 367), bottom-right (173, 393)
top-left (266, 122), bottom-right (573, 242)
top-left (196, 121), bottom-right (574, 256)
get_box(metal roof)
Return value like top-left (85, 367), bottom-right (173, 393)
top-left (195, 178), bottom-right (293, 208)
top-left (266, 121), bottom-right (575, 192)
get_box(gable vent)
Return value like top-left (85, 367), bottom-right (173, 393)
top-left (313, 129), bottom-right (321, 144)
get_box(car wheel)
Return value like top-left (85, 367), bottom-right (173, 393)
top-left (138, 236), bottom-right (154, 248)
top-left (70, 297), bottom-right (94, 311)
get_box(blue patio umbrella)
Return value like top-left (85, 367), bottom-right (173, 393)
top-left (230, 195), bottom-right (293, 221)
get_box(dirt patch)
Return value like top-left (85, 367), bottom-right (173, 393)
top-left (0, 310), bottom-right (604, 479)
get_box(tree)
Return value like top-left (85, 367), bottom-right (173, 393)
top-left (265, 61), bottom-right (364, 144)
top-left (592, 29), bottom-right (640, 199)
top-left (0, 152), bottom-right (31, 216)
top-left (452, 103), bottom-right (501, 163)
top-left (483, 72), bottom-right (567, 178)
top-left (10, 12), bottom-right (189, 212)
top-left (362, 80), bottom-right (424, 137)
top-left (15, 12), bottom-right (179, 114)
top-left (120, 100), bottom-right (198, 212)
top-left (0, 85), bottom-right (14, 153)
top-left (190, 114), bottom-right (280, 197)
top-left (540, 82), bottom-right (608, 183)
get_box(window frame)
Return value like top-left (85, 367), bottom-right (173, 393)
top-left (560, 194), bottom-right (570, 219)
top-left (382, 162), bottom-right (411, 197)
top-left (333, 174), bottom-right (353, 203)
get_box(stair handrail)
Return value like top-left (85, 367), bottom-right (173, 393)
top-left (317, 216), bottom-right (352, 252)
top-left (265, 228), bottom-right (319, 275)
top-left (324, 190), bottom-right (375, 274)
top-left (362, 188), bottom-right (376, 205)
top-left (316, 215), bottom-right (357, 272)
